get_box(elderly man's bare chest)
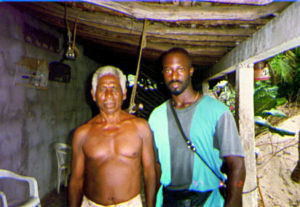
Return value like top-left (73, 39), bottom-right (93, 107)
top-left (84, 124), bottom-right (142, 161)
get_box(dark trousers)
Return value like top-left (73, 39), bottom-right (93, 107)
top-left (162, 187), bottom-right (212, 207)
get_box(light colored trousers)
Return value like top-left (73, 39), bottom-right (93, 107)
top-left (81, 194), bottom-right (143, 207)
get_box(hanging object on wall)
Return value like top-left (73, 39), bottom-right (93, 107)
top-left (48, 61), bottom-right (71, 83)
top-left (254, 61), bottom-right (270, 81)
top-left (65, 9), bottom-right (80, 60)
top-left (14, 57), bottom-right (49, 89)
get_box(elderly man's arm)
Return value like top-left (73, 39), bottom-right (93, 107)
top-left (140, 119), bottom-right (156, 207)
top-left (223, 156), bottom-right (246, 207)
top-left (68, 127), bottom-right (86, 207)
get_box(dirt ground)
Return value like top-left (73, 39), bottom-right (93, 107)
top-left (255, 104), bottom-right (300, 207)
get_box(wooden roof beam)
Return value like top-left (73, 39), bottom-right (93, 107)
top-left (22, 9), bottom-right (247, 46)
top-left (206, 0), bottom-right (273, 5)
top-left (22, 3), bottom-right (257, 37)
top-left (81, 35), bottom-right (228, 58)
top-left (85, 1), bottom-right (290, 21)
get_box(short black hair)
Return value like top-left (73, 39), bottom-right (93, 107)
top-left (161, 47), bottom-right (192, 67)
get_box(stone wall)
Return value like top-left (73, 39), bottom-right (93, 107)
top-left (0, 3), bottom-right (99, 199)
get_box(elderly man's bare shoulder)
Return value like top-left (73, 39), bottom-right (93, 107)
top-left (122, 112), bottom-right (147, 125)
top-left (72, 118), bottom-right (96, 144)
top-left (122, 112), bottom-right (151, 135)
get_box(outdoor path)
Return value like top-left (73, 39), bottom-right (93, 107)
top-left (256, 114), bottom-right (300, 207)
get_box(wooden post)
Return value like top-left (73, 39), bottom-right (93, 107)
top-left (236, 63), bottom-right (257, 207)
top-left (202, 79), bottom-right (209, 94)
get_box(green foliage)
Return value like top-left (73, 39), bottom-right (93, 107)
top-left (254, 81), bottom-right (278, 115)
top-left (253, 80), bottom-right (294, 136)
top-left (276, 97), bottom-right (288, 106)
top-left (268, 48), bottom-right (300, 101)
top-left (269, 51), bottom-right (296, 84)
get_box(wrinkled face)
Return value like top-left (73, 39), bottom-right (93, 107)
top-left (91, 74), bottom-right (125, 114)
top-left (162, 52), bottom-right (194, 95)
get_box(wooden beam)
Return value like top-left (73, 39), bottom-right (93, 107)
top-left (81, 37), bottom-right (220, 68)
top-left (77, 29), bottom-right (229, 57)
top-left (85, 1), bottom-right (290, 21)
top-left (152, 34), bottom-right (246, 42)
top-left (148, 23), bottom-right (256, 36)
top-left (22, 3), bottom-right (257, 37)
top-left (204, 2), bottom-right (300, 80)
top-left (25, 9), bottom-right (244, 48)
top-left (77, 25), bottom-right (248, 43)
top-left (60, 2), bottom-right (274, 25)
top-left (166, 19), bottom-right (271, 26)
top-left (46, 17), bottom-right (246, 45)
top-left (28, 10), bottom-right (227, 59)
top-left (146, 0), bottom-right (273, 6)
top-left (207, 0), bottom-right (273, 5)
top-left (148, 38), bottom-right (237, 47)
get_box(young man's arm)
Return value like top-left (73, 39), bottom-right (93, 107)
top-left (223, 156), bottom-right (246, 207)
top-left (140, 119), bottom-right (156, 207)
top-left (68, 127), bottom-right (86, 207)
top-left (214, 110), bottom-right (246, 206)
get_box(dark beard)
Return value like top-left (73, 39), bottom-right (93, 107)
top-left (167, 80), bottom-right (185, 96)
top-left (169, 88), bottom-right (183, 96)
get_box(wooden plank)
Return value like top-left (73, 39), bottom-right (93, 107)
top-left (75, 24), bottom-right (248, 43)
top-left (148, 23), bottom-right (256, 36)
top-left (148, 38), bottom-right (237, 47)
top-left (163, 18), bottom-right (271, 26)
top-left (86, 1), bottom-right (290, 21)
top-left (74, 24), bottom-right (239, 52)
top-left (22, 3), bottom-right (257, 37)
top-left (204, 2), bottom-right (300, 80)
top-left (151, 34), bottom-right (246, 42)
top-left (235, 63), bottom-right (257, 207)
top-left (145, 0), bottom-right (273, 6)
top-left (75, 30), bottom-right (230, 57)
top-left (56, 2), bottom-right (274, 25)
top-left (205, 0), bottom-right (273, 5)
top-left (80, 37), bottom-right (220, 67)
top-left (26, 10), bottom-right (244, 48)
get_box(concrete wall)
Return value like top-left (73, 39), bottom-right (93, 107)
top-left (0, 4), bottom-right (99, 199)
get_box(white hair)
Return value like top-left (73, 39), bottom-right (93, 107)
top-left (92, 65), bottom-right (126, 94)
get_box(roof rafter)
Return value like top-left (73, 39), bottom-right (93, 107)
top-left (85, 1), bottom-right (289, 21)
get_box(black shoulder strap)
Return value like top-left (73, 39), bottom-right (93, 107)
top-left (169, 100), bottom-right (224, 182)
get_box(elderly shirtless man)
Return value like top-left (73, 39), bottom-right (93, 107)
top-left (68, 65), bottom-right (156, 207)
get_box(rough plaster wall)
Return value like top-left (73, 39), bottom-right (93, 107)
top-left (0, 4), bottom-right (99, 199)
